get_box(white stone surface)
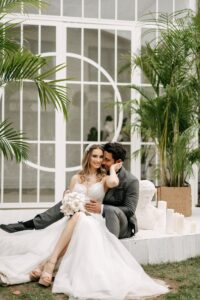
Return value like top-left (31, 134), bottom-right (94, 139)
top-left (1, 202), bottom-right (200, 265)
top-left (122, 207), bottom-right (200, 265)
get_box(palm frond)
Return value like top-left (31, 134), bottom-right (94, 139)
top-left (0, 18), bottom-right (21, 55)
top-left (0, 0), bottom-right (46, 13)
top-left (0, 120), bottom-right (29, 162)
top-left (36, 81), bottom-right (69, 118)
top-left (0, 50), bottom-right (46, 83)
top-left (0, 50), bottom-right (69, 118)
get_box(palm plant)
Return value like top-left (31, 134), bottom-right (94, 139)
top-left (127, 11), bottom-right (200, 187)
top-left (0, 0), bottom-right (69, 162)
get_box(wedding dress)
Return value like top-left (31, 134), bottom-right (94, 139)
top-left (0, 182), bottom-right (168, 300)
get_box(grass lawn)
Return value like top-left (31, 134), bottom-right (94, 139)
top-left (1, 256), bottom-right (200, 300)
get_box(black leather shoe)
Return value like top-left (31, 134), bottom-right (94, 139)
top-left (0, 222), bottom-right (27, 233)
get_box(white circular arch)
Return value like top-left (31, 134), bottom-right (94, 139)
top-left (25, 52), bottom-right (123, 172)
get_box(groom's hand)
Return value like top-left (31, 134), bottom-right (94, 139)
top-left (85, 199), bottom-right (101, 214)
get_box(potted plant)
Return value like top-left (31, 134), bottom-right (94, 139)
top-left (126, 11), bottom-right (200, 216)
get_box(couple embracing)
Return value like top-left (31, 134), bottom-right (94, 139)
top-left (0, 142), bottom-right (168, 299)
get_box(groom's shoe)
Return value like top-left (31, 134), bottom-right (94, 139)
top-left (0, 222), bottom-right (27, 233)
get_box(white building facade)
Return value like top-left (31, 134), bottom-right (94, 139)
top-left (0, 0), bottom-right (198, 215)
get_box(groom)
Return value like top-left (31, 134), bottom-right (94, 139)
top-left (0, 142), bottom-right (139, 239)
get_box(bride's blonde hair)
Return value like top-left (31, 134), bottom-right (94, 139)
top-left (79, 144), bottom-right (106, 183)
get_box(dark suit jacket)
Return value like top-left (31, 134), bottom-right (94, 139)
top-left (103, 166), bottom-right (139, 234)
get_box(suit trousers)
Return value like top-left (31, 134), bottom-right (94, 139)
top-left (33, 201), bottom-right (64, 229)
top-left (103, 205), bottom-right (132, 239)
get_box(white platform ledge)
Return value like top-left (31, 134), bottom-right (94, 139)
top-left (122, 207), bottom-right (200, 265)
top-left (1, 207), bottom-right (200, 265)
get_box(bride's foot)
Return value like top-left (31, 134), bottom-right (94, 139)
top-left (38, 260), bottom-right (56, 287)
top-left (30, 262), bottom-right (44, 282)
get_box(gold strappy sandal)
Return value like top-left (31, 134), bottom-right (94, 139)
top-left (30, 263), bottom-right (44, 282)
top-left (38, 261), bottom-right (56, 287)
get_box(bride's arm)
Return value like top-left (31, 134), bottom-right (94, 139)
top-left (69, 174), bottom-right (79, 191)
top-left (104, 162), bottom-right (122, 188)
top-left (62, 174), bottom-right (79, 198)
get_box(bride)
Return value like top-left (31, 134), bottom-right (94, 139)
top-left (0, 144), bottom-right (168, 300)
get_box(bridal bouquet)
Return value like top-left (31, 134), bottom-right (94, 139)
top-left (60, 192), bottom-right (88, 217)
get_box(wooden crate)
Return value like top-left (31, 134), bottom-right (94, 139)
top-left (157, 186), bottom-right (192, 217)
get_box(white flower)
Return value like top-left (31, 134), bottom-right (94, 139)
top-left (60, 192), bottom-right (87, 217)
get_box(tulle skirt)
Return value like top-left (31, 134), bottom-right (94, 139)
top-left (0, 213), bottom-right (168, 300)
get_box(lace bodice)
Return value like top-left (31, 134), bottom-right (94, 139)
top-left (72, 182), bottom-right (105, 203)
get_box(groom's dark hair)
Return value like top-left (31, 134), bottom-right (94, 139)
top-left (103, 142), bottom-right (126, 161)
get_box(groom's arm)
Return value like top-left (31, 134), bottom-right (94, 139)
top-left (118, 178), bottom-right (139, 218)
top-left (102, 177), bottom-right (139, 218)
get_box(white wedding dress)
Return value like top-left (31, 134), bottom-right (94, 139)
top-left (0, 182), bottom-right (168, 300)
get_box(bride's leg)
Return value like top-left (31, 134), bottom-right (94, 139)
top-left (39, 212), bottom-right (82, 286)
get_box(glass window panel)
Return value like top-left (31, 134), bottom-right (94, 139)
top-left (67, 57), bottom-right (81, 81)
top-left (41, 26), bottom-right (56, 53)
top-left (140, 87), bottom-right (156, 142)
top-left (101, 30), bottom-right (115, 82)
top-left (8, 25), bottom-right (21, 46)
top-left (40, 171), bottom-right (55, 202)
top-left (66, 144), bottom-right (81, 168)
top-left (141, 28), bottom-right (156, 46)
top-left (141, 145), bottom-right (156, 182)
top-left (175, 0), bottom-right (189, 10)
top-left (4, 160), bottom-right (19, 203)
top-left (198, 170), bottom-right (200, 204)
top-left (10, 4), bottom-right (21, 13)
top-left (28, 144), bottom-right (38, 165)
top-left (66, 84), bottom-right (81, 141)
top-left (23, 25), bottom-right (38, 54)
top-left (118, 0), bottom-right (135, 20)
top-left (100, 85), bottom-right (115, 142)
top-left (23, 82), bottom-right (38, 140)
top-left (41, 106), bottom-right (55, 141)
top-left (123, 145), bottom-right (131, 171)
top-left (101, 0), bottom-right (115, 19)
top-left (66, 170), bottom-right (78, 189)
top-left (67, 28), bottom-right (81, 55)
top-left (141, 87), bottom-right (155, 142)
top-left (84, 29), bottom-right (99, 81)
top-left (158, 0), bottom-right (173, 14)
top-left (24, 2), bottom-right (39, 14)
top-left (141, 29), bottom-right (156, 84)
top-left (117, 31), bottom-right (131, 83)
top-left (40, 144), bottom-right (55, 168)
top-left (64, 0), bottom-right (82, 17)
top-left (22, 164), bottom-right (37, 203)
top-left (84, 85), bottom-right (98, 141)
top-left (198, 175), bottom-right (200, 204)
top-left (138, 0), bottom-right (156, 20)
top-left (84, 63), bottom-right (98, 82)
top-left (84, 29), bottom-right (98, 63)
top-left (118, 85), bottom-right (131, 142)
top-left (41, 56), bottom-right (56, 80)
top-left (41, 0), bottom-right (60, 15)
top-left (4, 82), bottom-right (20, 129)
top-left (84, 0), bottom-right (98, 18)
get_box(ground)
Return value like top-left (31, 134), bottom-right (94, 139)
top-left (1, 256), bottom-right (200, 300)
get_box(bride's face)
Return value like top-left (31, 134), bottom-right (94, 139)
top-left (89, 148), bottom-right (104, 170)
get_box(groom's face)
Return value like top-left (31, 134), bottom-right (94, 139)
top-left (103, 151), bottom-right (120, 173)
